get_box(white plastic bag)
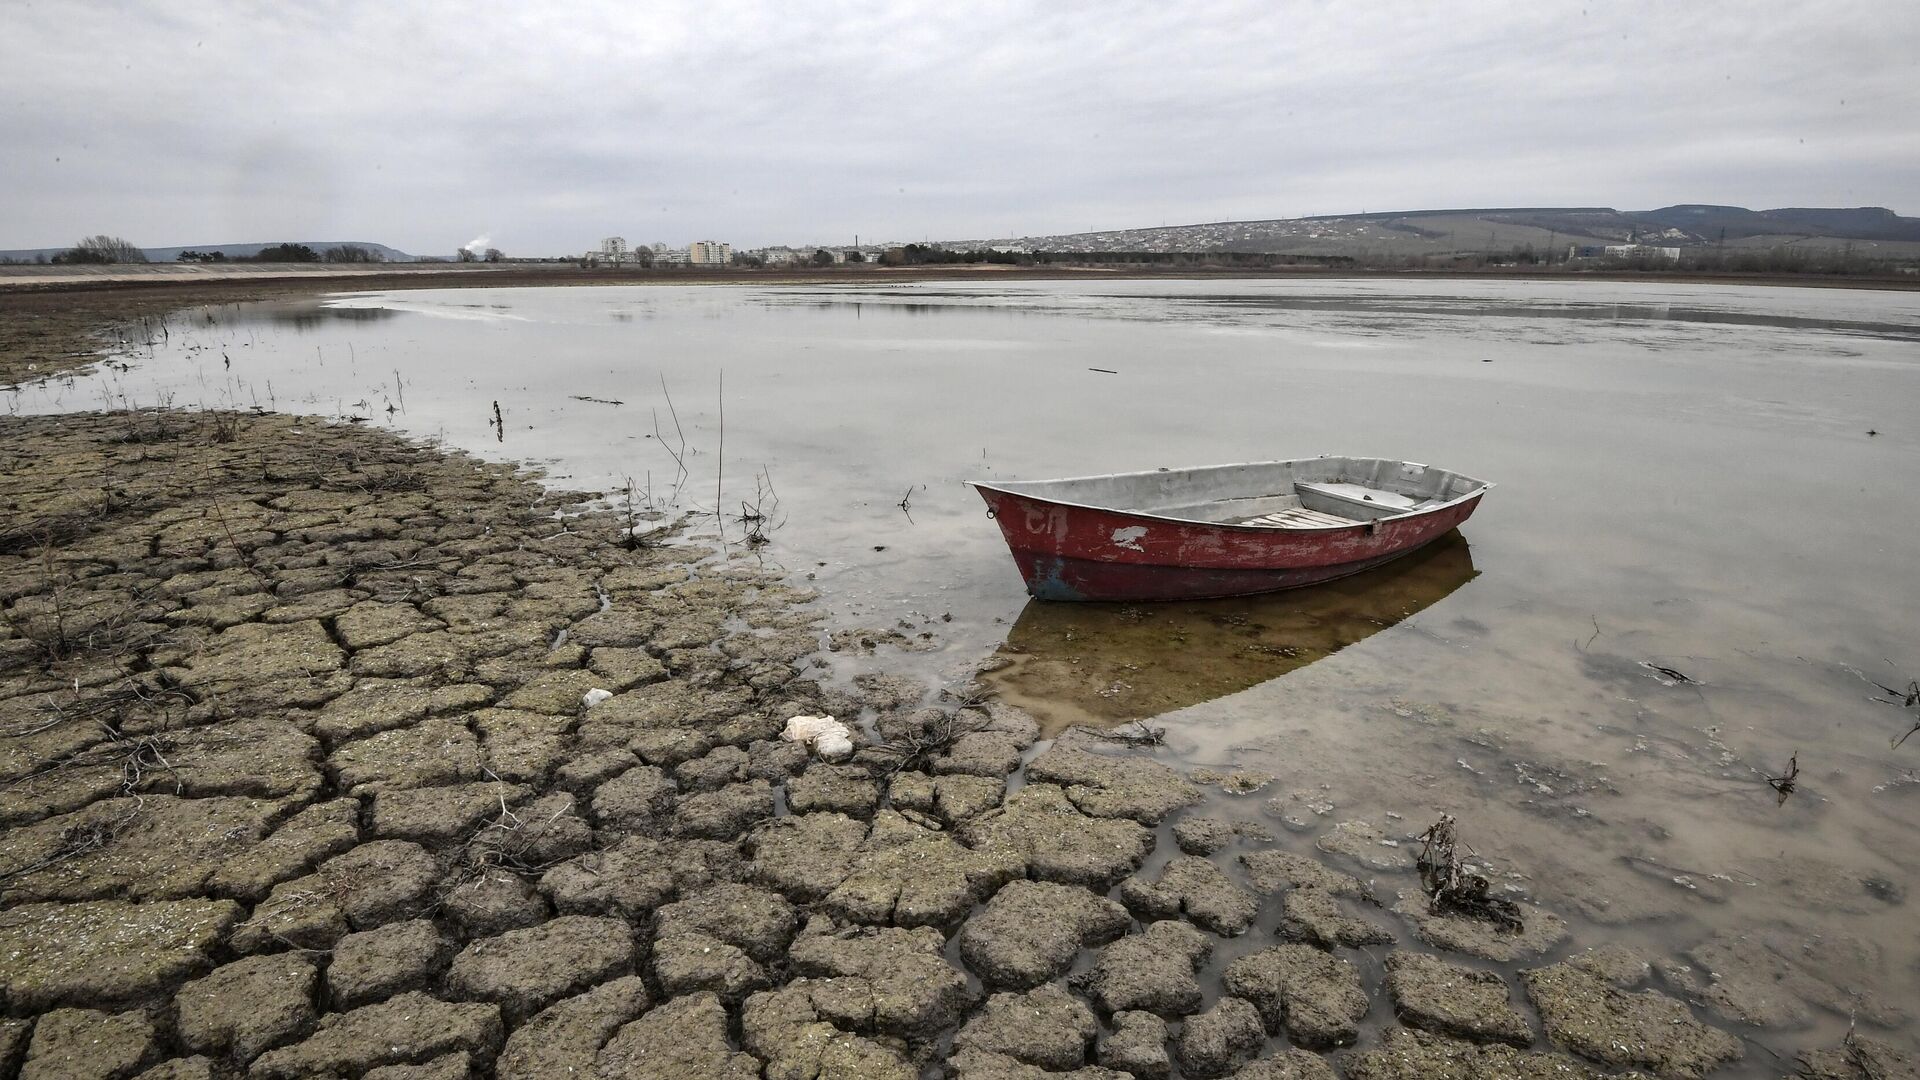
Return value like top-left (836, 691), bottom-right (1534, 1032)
top-left (782, 714), bottom-right (855, 762)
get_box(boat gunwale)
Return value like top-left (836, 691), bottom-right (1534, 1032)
top-left (967, 457), bottom-right (1493, 533)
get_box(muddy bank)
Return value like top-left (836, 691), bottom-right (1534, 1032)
top-left (0, 410), bottom-right (1903, 1079)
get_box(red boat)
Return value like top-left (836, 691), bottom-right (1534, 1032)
top-left (970, 456), bottom-right (1491, 601)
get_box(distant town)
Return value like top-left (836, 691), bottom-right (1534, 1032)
top-left (581, 237), bottom-right (1030, 269)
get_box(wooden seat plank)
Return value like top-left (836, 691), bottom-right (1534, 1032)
top-left (1239, 507), bottom-right (1353, 528)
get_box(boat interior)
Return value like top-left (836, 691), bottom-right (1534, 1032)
top-left (980, 457), bottom-right (1490, 528)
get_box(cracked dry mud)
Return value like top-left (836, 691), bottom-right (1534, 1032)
top-left (1, 408), bottom-right (1912, 1080)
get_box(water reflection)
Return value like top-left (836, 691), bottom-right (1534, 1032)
top-left (754, 288), bottom-right (1920, 341)
top-left (255, 303), bottom-right (401, 331)
top-left (1187, 294), bottom-right (1920, 339)
top-left (982, 531), bottom-right (1478, 734)
top-left (756, 298), bottom-right (972, 317)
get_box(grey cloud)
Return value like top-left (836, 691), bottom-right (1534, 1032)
top-left (2, 0), bottom-right (1915, 254)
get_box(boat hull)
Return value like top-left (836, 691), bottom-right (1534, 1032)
top-left (974, 484), bottom-right (1484, 602)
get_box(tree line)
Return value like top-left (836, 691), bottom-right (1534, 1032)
top-left (45, 234), bottom-right (148, 264)
top-left (16, 236), bottom-right (396, 265)
top-left (178, 244), bottom-right (388, 263)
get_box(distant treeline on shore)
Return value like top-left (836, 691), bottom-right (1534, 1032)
top-left (0, 236), bottom-right (398, 266)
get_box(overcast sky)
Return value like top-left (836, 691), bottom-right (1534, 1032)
top-left (4, 1), bottom-right (1916, 255)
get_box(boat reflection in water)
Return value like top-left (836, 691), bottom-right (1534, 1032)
top-left (980, 531), bottom-right (1477, 735)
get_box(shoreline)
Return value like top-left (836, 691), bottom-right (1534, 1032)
top-left (5, 260), bottom-right (1917, 293)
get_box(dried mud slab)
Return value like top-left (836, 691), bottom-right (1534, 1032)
top-left (1241, 848), bottom-right (1371, 897)
top-left (1281, 887), bottom-right (1393, 948)
top-left (889, 770), bottom-right (1004, 825)
top-left (957, 782), bottom-right (1153, 887)
top-left (1117, 854), bottom-right (1257, 935)
top-left (959, 880), bottom-right (1132, 989)
top-left (494, 975), bottom-right (651, 1080)
top-left (1099, 1010), bottom-right (1172, 1078)
top-left (1076, 919), bottom-right (1214, 1018)
top-left (173, 953), bottom-right (319, 1062)
top-left (1383, 950), bottom-right (1532, 1047)
top-left (1344, 1028), bottom-right (1653, 1080)
top-left (446, 915), bottom-right (636, 1024)
top-left (0, 795), bottom-right (285, 903)
top-left (326, 920), bottom-right (451, 1009)
top-left (740, 980), bottom-right (918, 1080)
top-left (1522, 960), bottom-right (1742, 1079)
top-left (231, 839), bottom-right (441, 951)
top-left (1222, 943), bottom-right (1369, 1049)
top-left (1176, 996), bottom-right (1266, 1078)
top-left (824, 810), bottom-right (1023, 929)
top-left (748, 810), bottom-right (871, 895)
top-left (1170, 815), bottom-right (1237, 855)
top-left (596, 991), bottom-right (759, 1080)
top-left (955, 985), bottom-right (1101, 1071)
top-left (0, 898), bottom-right (242, 1011)
top-left (247, 992), bottom-right (502, 1080)
top-left (787, 920), bottom-right (974, 1038)
top-left (1024, 745), bottom-right (1202, 823)
top-left (17, 1007), bottom-right (159, 1080)
top-left (1233, 1050), bottom-right (1340, 1080)
top-left (655, 882), bottom-right (798, 965)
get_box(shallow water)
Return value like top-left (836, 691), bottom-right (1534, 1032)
top-left (13, 276), bottom-right (1920, 1065)
top-left (982, 532), bottom-right (1481, 733)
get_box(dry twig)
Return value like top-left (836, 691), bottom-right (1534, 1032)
top-left (1868, 672), bottom-right (1920, 749)
top-left (1765, 752), bottom-right (1800, 805)
top-left (1415, 814), bottom-right (1524, 934)
top-left (1091, 721), bottom-right (1167, 747)
top-left (735, 467), bottom-right (784, 546)
top-left (866, 711), bottom-right (989, 781)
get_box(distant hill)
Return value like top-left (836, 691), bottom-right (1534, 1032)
top-left (0, 241), bottom-right (416, 263)
top-left (947, 206), bottom-right (1920, 261)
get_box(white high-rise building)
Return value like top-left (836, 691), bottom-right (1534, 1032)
top-left (599, 237), bottom-right (629, 263)
top-left (688, 241), bottom-right (733, 266)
